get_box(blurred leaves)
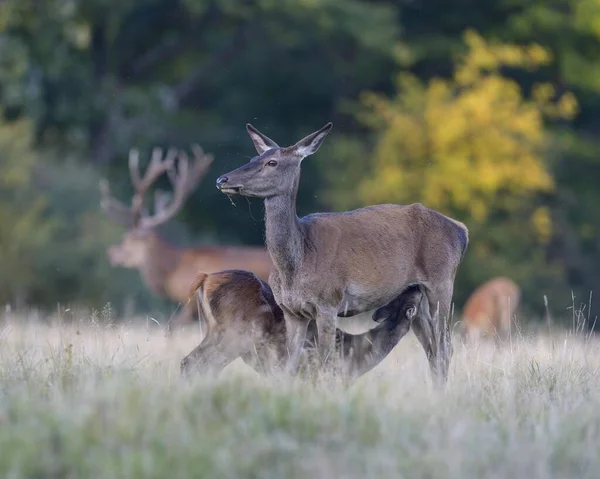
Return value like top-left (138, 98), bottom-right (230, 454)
top-left (0, 0), bottom-right (403, 315)
top-left (354, 32), bottom-right (574, 223)
top-left (0, 114), bottom-right (156, 311)
top-left (324, 31), bottom-right (582, 313)
top-left (0, 0), bottom-right (598, 321)
top-left (0, 116), bottom-right (54, 305)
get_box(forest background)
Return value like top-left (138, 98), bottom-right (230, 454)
top-left (0, 0), bottom-right (598, 326)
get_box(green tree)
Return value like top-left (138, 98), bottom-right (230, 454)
top-left (0, 0), bottom-right (404, 313)
top-left (0, 112), bottom-right (158, 313)
top-left (502, 0), bottom-right (600, 307)
top-left (325, 31), bottom-right (577, 315)
top-left (0, 116), bottom-right (54, 306)
top-left (0, 0), bottom-right (402, 244)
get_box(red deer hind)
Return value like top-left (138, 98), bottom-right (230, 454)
top-left (215, 123), bottom-right (468, 386)
top-left (462, 277), bottom-right (520, 342)
top-left (100, 144), bottom-right (272, 333)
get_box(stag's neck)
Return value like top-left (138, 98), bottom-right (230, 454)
top-left (264, 190), bottom-right (304, 275)
top-left (139, 235), bottom-right (183, 297)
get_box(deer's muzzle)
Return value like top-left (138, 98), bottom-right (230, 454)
top-left (216, 175), bottom-right (242, 194)
top-left (107, 245), bottom-right (125, 266)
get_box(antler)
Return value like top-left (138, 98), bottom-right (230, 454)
top-left (138, 143), bottom-right (214, 229)
top-left (128, 146), bottom-right (178, 224)
top-left (99, 179), bottom-right (135, 226)
top-left (99, 143), bottom-right (214, 229)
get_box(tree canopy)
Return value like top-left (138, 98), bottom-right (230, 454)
top-left (0, 0), bottom-right (598, 323)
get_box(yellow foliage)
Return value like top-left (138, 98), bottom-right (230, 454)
top-left (358, 30), bottom-right (577, 224)
top-left (456, 30), bottom-right (552, 85)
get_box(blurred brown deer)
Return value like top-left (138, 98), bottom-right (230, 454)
top-left (461, 277), bottom-right (521, 342)
top-left (100, 145), bottom-right (272, 333)
top-left (181, 270), bottom-right (427, 381)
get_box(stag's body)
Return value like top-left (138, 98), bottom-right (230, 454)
top-left (180, 270), bottom-right (424, 380)
top-left (101, 144), bottom-right (272, 332)
top-left (216, 123), bottom-right (468, 385)
top-left (108, 233), bottom-right (271, 329)
top-left (462, 277), bottom-right (520, 342)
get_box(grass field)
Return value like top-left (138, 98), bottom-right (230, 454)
top-left (0, 312), bottom-right (599, 478)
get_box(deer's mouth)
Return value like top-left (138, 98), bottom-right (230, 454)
top-left (218, 185), bottom-right (242, 195)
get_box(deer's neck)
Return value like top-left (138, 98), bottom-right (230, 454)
top-left (139, 235), bottom-right (183, 297)
top-left (264, 187), bottom-right (304, 275)
top-left (343, 319), bottom-right (409, 377)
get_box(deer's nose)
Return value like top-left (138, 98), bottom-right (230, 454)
top-left (216, 176), bottom-right (228, 187)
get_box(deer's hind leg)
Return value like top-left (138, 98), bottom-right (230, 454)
top-left (413, 282), bottom-right (454, 388)
top-left (180, 327), bottom-right (250, 377)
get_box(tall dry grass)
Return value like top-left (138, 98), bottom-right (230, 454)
top-left (0, 312), bottom-right (598, 478)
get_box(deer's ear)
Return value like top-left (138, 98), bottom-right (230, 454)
top-left (292, 122), bottom-right (333, 159)
top-left (246, 124), bottom-right (279, 155)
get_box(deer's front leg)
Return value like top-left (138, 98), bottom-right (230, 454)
top-left (283, 310), bottom-right (309, 378)
top-left (180, 327), bottom-right (246, 378)
top-left (316, 307), bottom-right (338, 372)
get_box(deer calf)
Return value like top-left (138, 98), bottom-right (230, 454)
top-left (462, 277), bottom-right (520, 342)
top-left (180, 270), bottom-right (426, 380)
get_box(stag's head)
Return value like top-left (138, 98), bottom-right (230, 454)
top-left (216, 123), bottom-right (333, 198)
top-left (106, 229), bottom-right (155, 267)
top-left (100, 145), bottom-right (213, 269)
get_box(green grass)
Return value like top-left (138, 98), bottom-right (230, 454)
top-left (0, 317), bottom-right (599, 478)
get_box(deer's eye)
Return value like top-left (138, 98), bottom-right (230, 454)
top-left (266, 160), bottom-right (278, 167)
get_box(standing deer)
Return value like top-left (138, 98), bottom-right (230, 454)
top-left (180, 269), bottom-right (426, 380)
top-left (461, 277), bottom-right (520, 342)
top-left (215, 123), bottom-right (468, 386)
top-left (100, 144), bottom-right (272, 333)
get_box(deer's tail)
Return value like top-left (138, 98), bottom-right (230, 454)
top-left (187, 272), bottom-right (209, 304)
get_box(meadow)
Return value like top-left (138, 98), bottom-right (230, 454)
top-left (0, 310), bottom-right (598, 479)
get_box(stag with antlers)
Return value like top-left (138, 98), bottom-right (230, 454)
top-left (216, 123), bottom-right (468, 387)
top-left (100, 144), bottom-right (272, 334)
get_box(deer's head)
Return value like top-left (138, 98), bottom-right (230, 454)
top-left (372, 285), bottom-right (424, 323)
top-left (106, 229), bottom-right (156, 268)
top-left (100, 145), bottom-right (213, 269)
top-left (216, 123), bottom-right (332, 198)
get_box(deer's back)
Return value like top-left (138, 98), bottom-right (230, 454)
top-left (199, 270), bottom-right (284, 333)
top-left (302, 203), bottom-right (466, 269)
top-left (190, 246), bottom-right (271, 277)
top-left (289, 203), bottom-right (467, 310)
